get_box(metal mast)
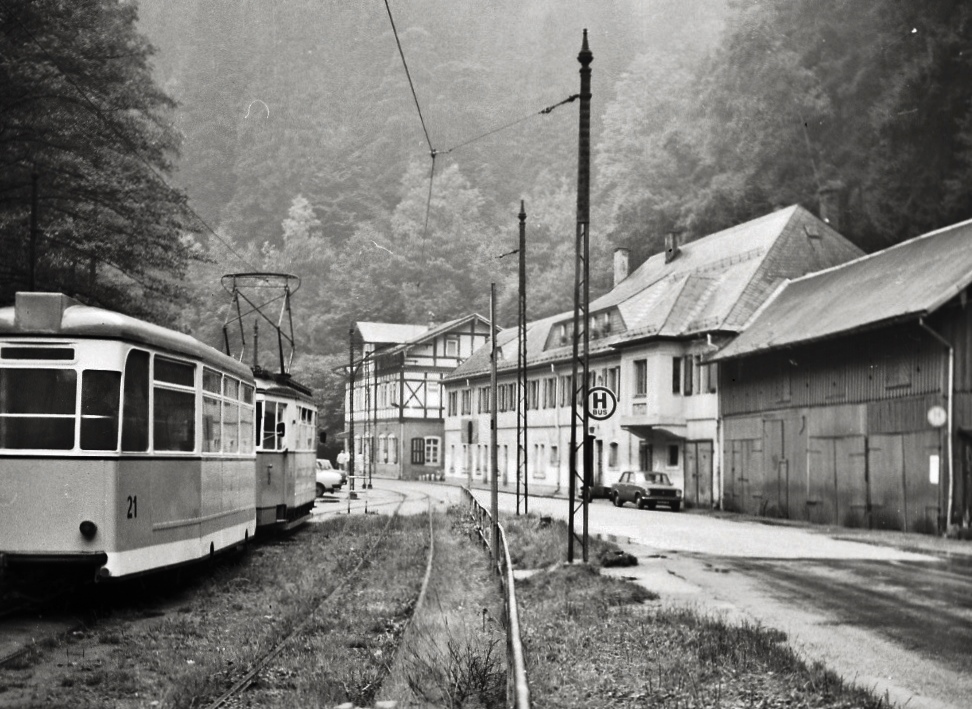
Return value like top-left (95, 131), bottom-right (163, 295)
top-left (490, 283), bottom-right (500, 555)
top-left (516, 201), bottom-right (528, 515)
top-left (568, 30), bottom-right (592, 563)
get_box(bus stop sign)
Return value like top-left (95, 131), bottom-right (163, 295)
top-left (587, 386), bottom-right (617, 421)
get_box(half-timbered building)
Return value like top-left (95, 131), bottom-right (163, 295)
top-left (346, 315), bottom-right (491, 480)
top-left (713, 218), bottom-right (972, 533)
top-left (441, 205), bottom-right (863, 504)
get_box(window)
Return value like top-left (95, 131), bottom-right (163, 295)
top-left (448, 390), bottom-right (458, 416)
top-left (259, 400), bottom-right (286, 451)
top-left (0, 367), bottom-right (77, 450)
top-left (389, 435), bottom-right (398, 464)
top-left (380, 435), bottom-right (388, 463)
top-left (153, 356), bottom-right (196, 452)
top-left (411, 437), bottom-right (425, 464)
top-left (684, 356), bottom-right (693, 395)
top-left (527, 380), bottom-right (540, 409)
top-left (80, 370), bottom-right (121, 451)
top-left (460, 389), bottom-right (471, 415)
top-left (445, 337), bottom-right (459, 357)
top-left (543, 377), bottom-right (557, 408)
top-left (608, 442), bottom-right (619, 468)
top-left (479, 386), bottom-right (491, 413)
top-left (634, 360), bottom-right (647, 397)
top-left (667, 444), bottom-right (679, 467)
top-left (550, 445), bottom-right (559, 468)
top-left (607, 366), bottom-right (620, 395)
top-left (122, 349), bottom-right (149, 452)
top-left (672, 357), bottom-right (682, 395)
top-left (559, 375), bottom-right (571, 407)
top-left (425, 436), bottom-right (440, 465)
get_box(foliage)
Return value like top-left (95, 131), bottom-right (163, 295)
top-left (0, 0), bottom-right (197, 323)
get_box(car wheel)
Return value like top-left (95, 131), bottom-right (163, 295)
top-left (671, 502), bottom-right (681, 512)
top-left (316, 482), bottom-right (325, 497)
top-left (612, 492), bottom-right (623, 508)
top-left (634, 493), bottom-right (644, 510)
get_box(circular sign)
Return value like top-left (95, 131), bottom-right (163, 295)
top-left (587, 386), bottom-right (617, 421)
top-left (927, 405), bottom-right (947, 428)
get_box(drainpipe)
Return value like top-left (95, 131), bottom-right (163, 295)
top-left (919, 318), bottom-right (955, 533)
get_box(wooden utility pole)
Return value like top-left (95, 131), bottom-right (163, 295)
top-left (568, 29), bottom-right (592, 563)
top-left (29, 173), bottom-right (39, 291)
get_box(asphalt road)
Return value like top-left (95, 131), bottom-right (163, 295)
top-left (319, 480), bottom-right (972, 709)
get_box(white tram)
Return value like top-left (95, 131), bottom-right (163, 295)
top-left (0, 293), bottom-right (257, 580)
top-left (253, 369), bottom-right (317, 531)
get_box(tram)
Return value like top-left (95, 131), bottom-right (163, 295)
top-left (0, 292), bottom-right (257, 580)
top-left (253, 368), bottom-right (317, 531)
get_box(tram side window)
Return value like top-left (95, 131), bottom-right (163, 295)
top-left (0, 369), bottom-right (76, 450)
top-left (81, 370), bottom-right (121, 450)
top-left (122, 350), bottom-right (149, 451)
top-left (222, 399), bottom-right (239, 453)
top-left (153, 356), bottom-right (196, 452)
top-left (240, 384), bottom-right (254, 454)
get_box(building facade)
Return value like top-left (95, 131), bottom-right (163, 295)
top-left (714, 218), bottom-right (972, 533)
top-left (442, 205), bottom-right (863, 505)
top-left (345, 316), bottom-right (491, 481)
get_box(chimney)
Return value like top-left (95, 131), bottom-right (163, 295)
top-left (664, 230), bottom-right (682, 264)
top-left (817, 183), bottom-right (842, 232)
top-left (613, 247), bottom-right (630, 287)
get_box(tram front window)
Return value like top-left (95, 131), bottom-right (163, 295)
top-left (0, 368), bottom-right (76, 449)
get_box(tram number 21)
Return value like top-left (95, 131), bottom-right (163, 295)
top-left (127, 495), bottom-right (138, 519)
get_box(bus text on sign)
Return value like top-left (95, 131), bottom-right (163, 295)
top-left (587, 386), bottom-right (617, 421)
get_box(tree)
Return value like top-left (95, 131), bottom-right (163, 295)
top-left (0, 0), bottom-right (197, 322)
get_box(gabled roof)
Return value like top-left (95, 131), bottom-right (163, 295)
top-left (712, 217), bottom-right (972, 361)
top-left (356, 321), bottom-right (429, 346)
top-left (381, 313), bottom-right (490, 357)
top-left (447, 205), bottom-right (862, 380)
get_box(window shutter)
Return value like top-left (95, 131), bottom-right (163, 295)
top-left (411, 437), bottom-right (425, 464)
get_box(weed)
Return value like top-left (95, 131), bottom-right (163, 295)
top-left (405, 632), bottom-right (505, 708)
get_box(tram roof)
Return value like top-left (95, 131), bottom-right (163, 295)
top-left (0, 292), bottom-right (252, 380)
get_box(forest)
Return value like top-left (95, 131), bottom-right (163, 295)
top-left (2, 0), bottom-right (971, 439)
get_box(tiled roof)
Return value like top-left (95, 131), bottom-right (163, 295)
top-left (712, 217), bottom-right (972, 360)
top-left (381, 314), bottom-right (490, 356)
top-left (446, 204), bottom-right (863, 380)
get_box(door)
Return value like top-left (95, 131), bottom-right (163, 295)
top-left (684, 441), bottom-right (713, 508)
top-left (762, 420), bottom-right (786, 517)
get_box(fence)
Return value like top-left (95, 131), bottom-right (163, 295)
top-left (460, 486), bottom-right (530, 709)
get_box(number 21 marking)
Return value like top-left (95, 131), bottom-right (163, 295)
top-left (127, 495), bottom-right (138, 519)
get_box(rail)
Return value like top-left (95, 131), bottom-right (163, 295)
top-left (461, 486), bottom-right (531, 709)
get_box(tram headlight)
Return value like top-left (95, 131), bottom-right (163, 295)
top-left (79, 520), bottom-right (98, 540)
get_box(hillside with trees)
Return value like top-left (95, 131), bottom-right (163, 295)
top-left (3, 1), bottom-right (969, 440)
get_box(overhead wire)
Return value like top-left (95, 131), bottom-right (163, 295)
top-left (0, 0), bottom-right (259, 276)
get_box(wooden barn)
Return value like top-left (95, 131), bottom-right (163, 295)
top-left (712, 219), bottom-right (972, 534)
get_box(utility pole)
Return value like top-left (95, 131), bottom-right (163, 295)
top-left (517, 201), bottom-right (528, 515)
top-left (568, 29), bottom-right (592, 563)
top-left (348, 326), bottom-right (356, 492)
top-left (490, 283), bottom-right (500, 557)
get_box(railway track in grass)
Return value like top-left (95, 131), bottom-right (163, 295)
top-left (204, 491), bottom-right (436, 709)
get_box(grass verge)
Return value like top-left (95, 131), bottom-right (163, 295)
top-left (511, 531), bottom-right (894, 708)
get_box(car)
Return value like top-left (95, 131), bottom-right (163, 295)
top-left (316, 459), bottom-right (344, 496)
top-left (609, 471), bottom-right (682, 511)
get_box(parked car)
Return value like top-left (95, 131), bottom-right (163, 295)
top-left (316, 459), bottom-right (344, 496)
top-left (610, 471), bottom-right (682, 511)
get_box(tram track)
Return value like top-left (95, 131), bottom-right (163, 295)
top-left (204, 491), bottom-right (436, 709)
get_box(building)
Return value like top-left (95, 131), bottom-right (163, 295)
top-left (345, 315), bottom-right (491, 481)
top-left (712, 218), bottom-right (972, 533)
top-left (442, 205), bottom-right (863, 504)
